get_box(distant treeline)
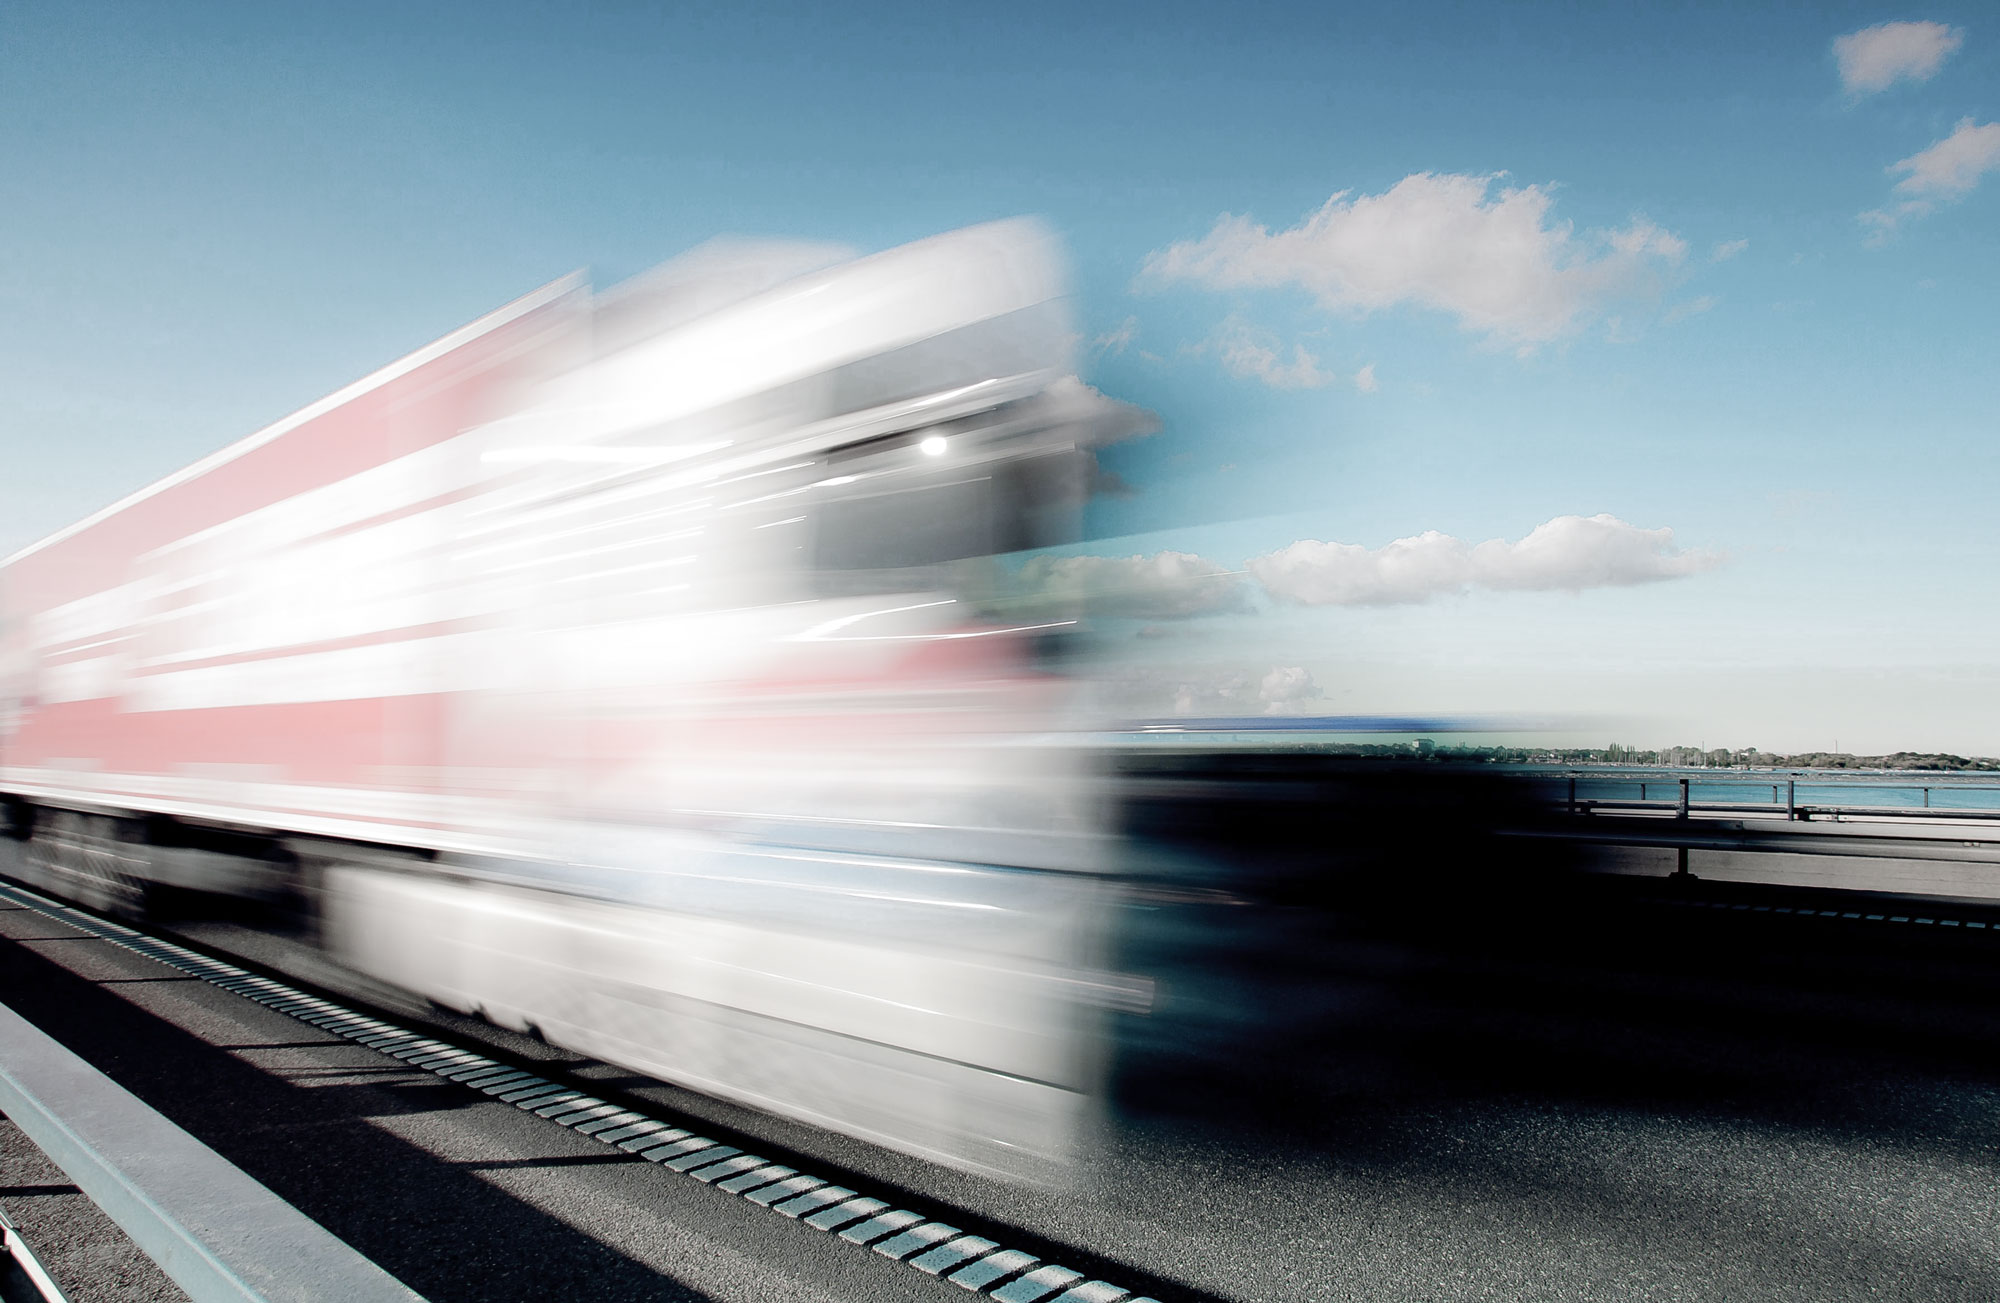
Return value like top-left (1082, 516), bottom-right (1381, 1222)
top-left (1286, 741), bottom-right (2000, 771)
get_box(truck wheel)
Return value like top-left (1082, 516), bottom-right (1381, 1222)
top-left (29, 811), bottom-right (153, 920)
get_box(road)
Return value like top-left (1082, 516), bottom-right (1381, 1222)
top-left (2, 838), bottom-right (1997, 1302)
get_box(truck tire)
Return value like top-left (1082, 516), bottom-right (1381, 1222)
top-left (28, 810), bottom-right (153, 920)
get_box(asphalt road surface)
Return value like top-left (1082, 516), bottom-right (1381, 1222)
top-left (2, 852), bottom-right (1997, 1302)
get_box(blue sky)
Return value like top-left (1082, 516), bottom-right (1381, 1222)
top-left (4, 2), bottom-right (1997, 750)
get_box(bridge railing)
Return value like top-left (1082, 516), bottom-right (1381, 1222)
top-left (1542, 773), bottom-right (2000, 825)
top-left (0, 997), bottom-right (424, 1303)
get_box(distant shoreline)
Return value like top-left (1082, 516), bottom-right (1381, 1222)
top-left (1189, 742), bottom-right (2000, 773)
top-left (1480, 750), bottom-right (2000, 773)
top-left (1505, 761), bottom-right (2000, 776)
top-left (1109, 727), bottom-right (2000, 772)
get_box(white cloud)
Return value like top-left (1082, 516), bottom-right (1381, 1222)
top-left (1247, 513), bottom-right (1719, 606)
top-left (1014, 550), bottom-right (1248, 619)
top-left (1354, 362), bottom-right (1378, 392)
top-left (1891, 118), bottom-right (2000, 197)
top-left (1248, 530), bottom-right (1475, 606)
top-left (1861, 119), bottom-right (2000, 237)
top-left (1834, 21), bottom-right (1962, 95)
top-left (1712, 238), bottom-right (1749, 262)
top-left (1469, 513), bottom-right (1720, 592)
top-left (1206, 318), bottom-right (1334, 389)
top-left (1144, 172), bottom-right (1688, 346)
top-left (1093, 316), bottom-right (1139, 357)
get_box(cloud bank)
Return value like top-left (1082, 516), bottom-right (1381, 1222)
top-left (1031, 516), bottom-right (1718, 620)
top-left (1834, 21), bottom-right (1962, 95)
top-left (1145, 173), bottom-right (1687, 346)
top-left (1249, 514), bottom-right (1721, 606)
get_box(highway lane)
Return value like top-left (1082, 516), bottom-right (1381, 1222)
top-left (4, 847), bottom-right (2000, 1301)
top-left (0, 891), bottom-right (962, 1303)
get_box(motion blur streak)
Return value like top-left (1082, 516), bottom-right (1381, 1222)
top-left (0, 220), bottom-right (1153, 1180)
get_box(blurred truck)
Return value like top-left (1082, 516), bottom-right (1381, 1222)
top-left (0, 220), bottom-right (1150, 1179)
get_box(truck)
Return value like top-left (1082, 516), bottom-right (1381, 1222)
top-left (0, 219), bottom-right (1151, 1180)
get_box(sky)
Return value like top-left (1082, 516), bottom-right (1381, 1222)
top-left (4, 1), bottom-right (1998, 752)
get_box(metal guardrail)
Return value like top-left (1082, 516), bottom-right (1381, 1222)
top-left (0, 1206), bottom-right (70, 1303)
top-left (0, 1000), bottom-right (423, 1303)
top-left (1531, 774), bottom-right (2000, 882)
top-left (1528, 815), bottom-right (2000, 866)
top-left (1552, 774), bottom-right (2000, 825)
